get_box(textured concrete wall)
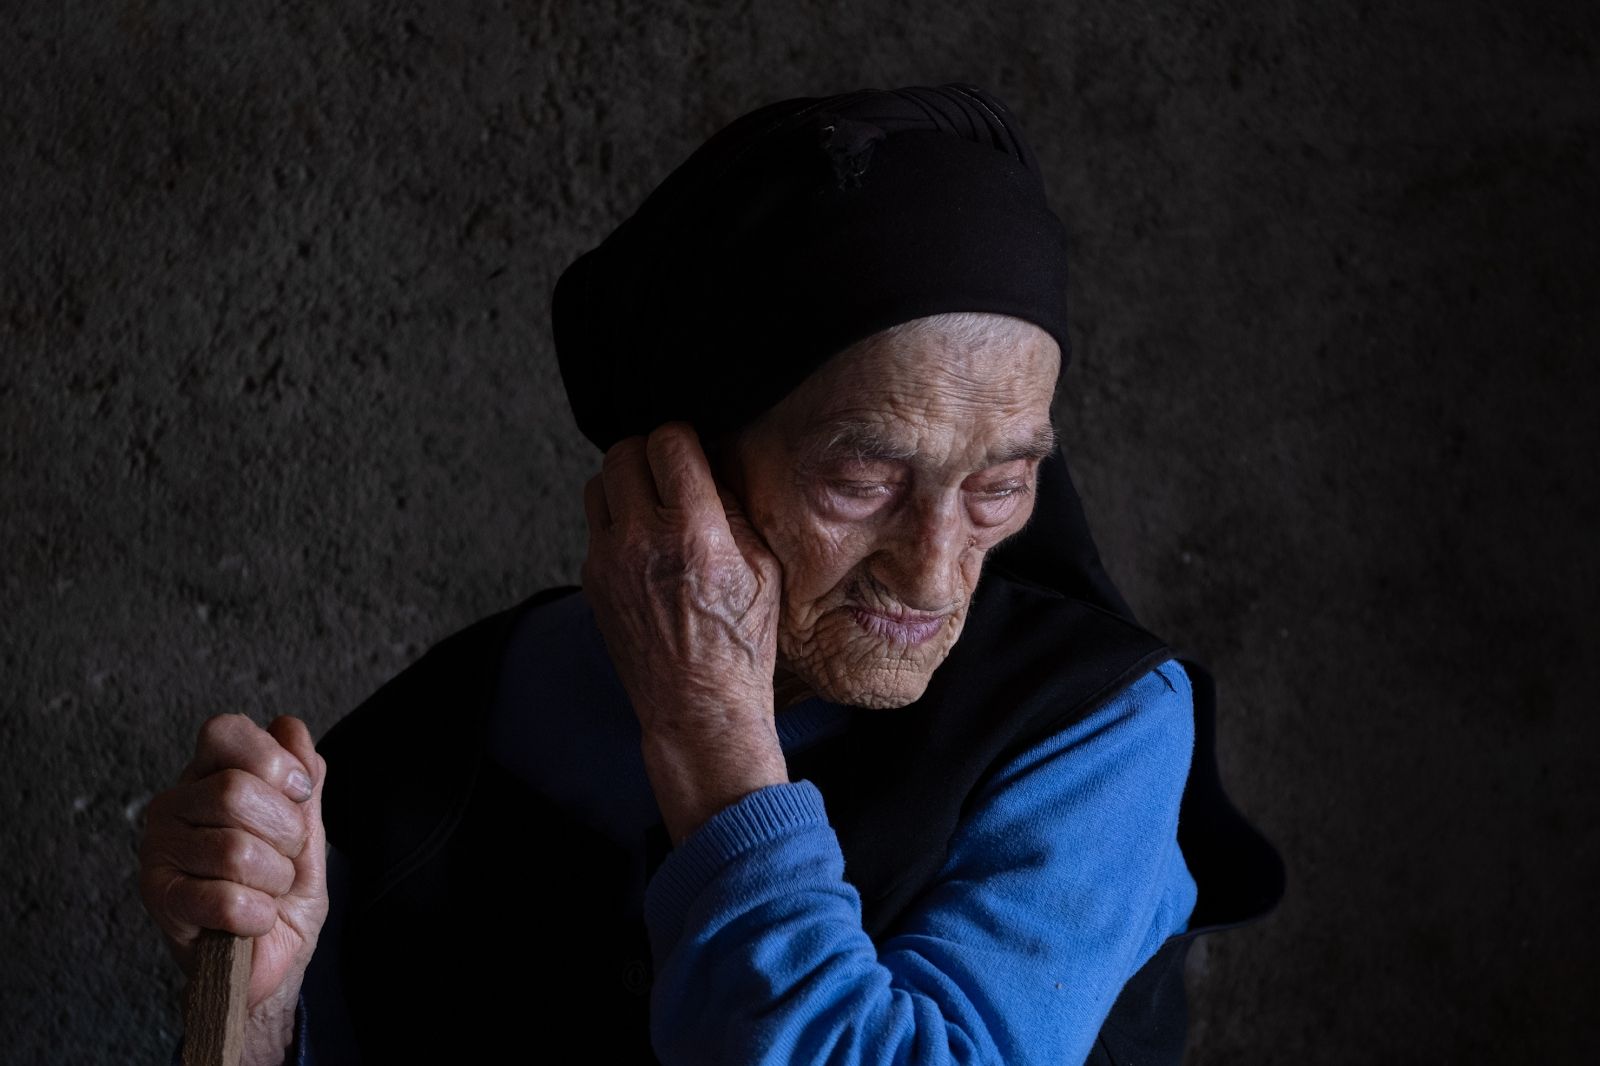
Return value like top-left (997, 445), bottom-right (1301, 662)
top-left (4, 1), bottom-right (1596, 1061)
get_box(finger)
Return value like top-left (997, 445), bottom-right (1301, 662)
top-left (157, 872), bottom-right (278, 943)
top-left (266, 716), bottom-right (316, 785)
top-left (288, 747), bottom-right (328, 900)
top-left (151, 825), bottom-right (298, 898)
top-left (271, 717), bottom-right (330, 899)
top-left (178, 769), bottom-right (311, 861)
top-left (600, 435), bottom-right (661, 519)
top-left (645, 422), bottom-right (720, 516)
top-left (718, 483), bottom-right (781, 580)
top-left (180, 713), bottom-right (314, 804)
top-left (582, 474), bottom-right (611, 536)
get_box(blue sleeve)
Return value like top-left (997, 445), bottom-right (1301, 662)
top-left (641, 659), bottom-right (1198, 1066)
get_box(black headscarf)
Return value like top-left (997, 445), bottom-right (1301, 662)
top-left (552, 83), bottom-right (1135, 621)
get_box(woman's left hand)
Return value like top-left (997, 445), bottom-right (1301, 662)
top-left (581, 421), bottom-right (790, 843)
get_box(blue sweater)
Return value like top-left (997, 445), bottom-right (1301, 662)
top-left (202, 589), bottom-right (1198, 1065)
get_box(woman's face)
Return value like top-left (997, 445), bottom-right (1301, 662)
top-left (725, 315), bottom-right (1061, 709)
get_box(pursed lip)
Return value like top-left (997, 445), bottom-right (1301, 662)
top-left (848, 606), bottom-right (949, 646)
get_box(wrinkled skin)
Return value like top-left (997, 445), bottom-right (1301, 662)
top-left (138, 714), bottom-right (328, 1066)
top-left (729, 318), bottom-right (1062, 709)
top-left (583, 314), bottom-right (1061, 842)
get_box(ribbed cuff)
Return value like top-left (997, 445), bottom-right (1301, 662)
top-left (643, 779), bottom-right (830, 948)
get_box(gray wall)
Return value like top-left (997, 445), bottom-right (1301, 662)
top-left (4, 1), bottom-right (1596, 1062)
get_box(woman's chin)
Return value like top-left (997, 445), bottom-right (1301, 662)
top-left (782, 638), bottom-right (953, 709)
top-left (797, 670), bottom-right (927, 709)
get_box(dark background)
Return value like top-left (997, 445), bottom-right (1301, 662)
top-left (3, 1), bottom-right (1596, 1062)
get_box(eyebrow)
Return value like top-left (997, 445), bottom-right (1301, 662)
top-left (799, 420), bottom-right (1058, 470)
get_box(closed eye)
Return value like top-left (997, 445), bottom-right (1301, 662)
top-left (963, 459), bottom-right (1034, 497)
top-left (968, 480), bottom-right (1027, 499)
top-left (831, 480), bottom-right (898, 499)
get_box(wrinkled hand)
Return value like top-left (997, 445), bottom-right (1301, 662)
top-left (139, 714), bottom-right (328, 1063)
top-left (582, 422), bottom-right (789, 842)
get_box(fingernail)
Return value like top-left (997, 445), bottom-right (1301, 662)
top-left (287, 770), bottom-right (313, 801)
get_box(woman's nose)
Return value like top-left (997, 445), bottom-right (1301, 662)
top-left (873, 492), bottom-right (970, 611)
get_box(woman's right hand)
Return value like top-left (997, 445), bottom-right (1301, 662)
top-left (139, 714), bottom-right (329, 1063)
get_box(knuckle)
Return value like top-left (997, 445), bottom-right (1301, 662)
top-left (257, 748), bottom-right (292, 787)
top-left (219, 831), bottom-right (258, 880)
top-left (268, 713), bottom-right (304, 738)
top-left (603, 436), bottom-right (644, 467)
top-left (213, 768), bottom-right (259, 812)
top-left (682, 512), bottom-right (721, 544)
top-left (645, 423), bottom-right (677, 453)
top-left (153, 868), bottom-right (200, 927)
top-left (152, 872), bottom-right (188, 925)
top-left (215, 884), bottom-right (264, 933)
top-left (619, 524), bottom-right (657, 556)
top-left (198, 712), bottom-right (249, 747)
top-left (281, 719), bottom-right (313, 758)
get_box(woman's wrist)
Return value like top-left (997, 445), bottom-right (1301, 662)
top-left (641, 725), bottom-right (790, 845)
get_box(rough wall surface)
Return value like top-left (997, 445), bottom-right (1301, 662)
top-left (3, 1), bottom-right (1596, 1062)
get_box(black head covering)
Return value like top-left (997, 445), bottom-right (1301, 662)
top-left (552, 83), bottom-right (1136, 620)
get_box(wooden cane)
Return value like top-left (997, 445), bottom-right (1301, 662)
top-left (182, 930), bottom-right (253, 1066)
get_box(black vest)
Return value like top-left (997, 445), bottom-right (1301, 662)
top-left (319, 571), bottom-right (1283, 1063)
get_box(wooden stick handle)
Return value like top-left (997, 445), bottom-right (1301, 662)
top-left (182, 930), bottom-right (253, 1066)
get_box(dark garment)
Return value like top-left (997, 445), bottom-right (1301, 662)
top-left (316, 568), bottom-right (1282, 1063)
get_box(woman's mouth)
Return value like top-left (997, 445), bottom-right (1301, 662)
top-left (848, 607), bottom-right (948, 646)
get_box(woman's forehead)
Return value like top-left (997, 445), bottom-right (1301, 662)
top-left (739, 313), bottom-right (1060, 471)
top-left (791, 318), bottom-right (1057, 418)
top-left (794, 415), bottom-right (1059, 472)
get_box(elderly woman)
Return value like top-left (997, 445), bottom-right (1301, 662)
top-left (140, 85), bottom-right (1280, 1064)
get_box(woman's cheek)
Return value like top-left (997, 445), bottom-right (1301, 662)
top-left (774, 516), bottom-right (866, 603)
